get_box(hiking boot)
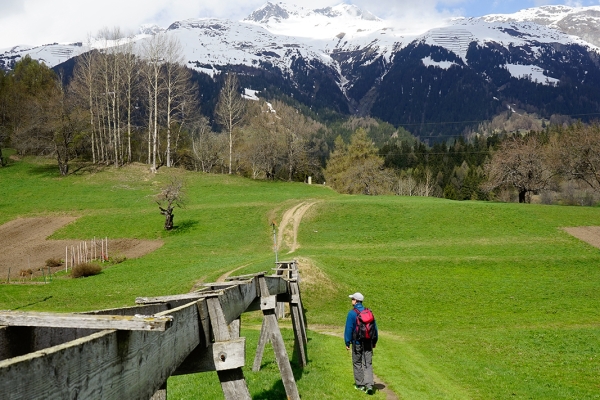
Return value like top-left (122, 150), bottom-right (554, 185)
top-left (366, 386), bottom-right (374, 395)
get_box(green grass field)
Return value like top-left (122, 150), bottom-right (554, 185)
top-left (1, 156), bottom-right (599, 399)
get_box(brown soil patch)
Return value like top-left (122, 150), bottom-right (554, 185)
top-left (563, 226), bottom-right (600, 249)
top-left (0, 217), bottom-right (163, 280)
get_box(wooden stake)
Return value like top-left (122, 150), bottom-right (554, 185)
top-left (206, 297), bottom-right (251, 400)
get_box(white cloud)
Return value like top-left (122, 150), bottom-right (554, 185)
top-left (0, 0), bottom-right (596, 49)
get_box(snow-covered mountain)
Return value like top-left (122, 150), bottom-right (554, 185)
top-left (482, 5), bottom-right (600, 47)
top-left (2, 2), bottom-right (600, 138)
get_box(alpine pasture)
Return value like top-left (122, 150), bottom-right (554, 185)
top-left (1, 156), bottom-right (599, 399)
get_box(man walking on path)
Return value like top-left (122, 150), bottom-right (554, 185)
top-left (345, 292), bottom-right (378, 395)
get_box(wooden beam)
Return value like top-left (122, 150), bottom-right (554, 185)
top-left (135, 290), bottom-right (222, 304)
top-left (0, 311), bottom-right (173, 332)
top-left (0, 301), bottom-right (201, 400)
top-left (173, 337), bottom-right (246, 375)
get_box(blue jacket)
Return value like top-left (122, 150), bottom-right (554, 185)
top-left (344, 303), bottom-right (378, 347)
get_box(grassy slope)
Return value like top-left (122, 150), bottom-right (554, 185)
top-left (1, 157), bottom-right (599, 399)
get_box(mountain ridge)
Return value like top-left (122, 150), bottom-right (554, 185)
top-left (2, 2), bottom-right (600, 139)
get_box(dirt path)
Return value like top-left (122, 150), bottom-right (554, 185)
top-left (0, 217), bottom-right (163, 280)
top-left (563, 226), bottom-right (600, 249)
top-left (277, 201), bottom-right (317, 253)
top-left (216, 264), bottom-right (250, 282)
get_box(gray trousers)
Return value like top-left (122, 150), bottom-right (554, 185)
top-left (352, 341), bottom-right (374, 388)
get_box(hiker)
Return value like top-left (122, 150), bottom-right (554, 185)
top-left (345, 292), bottom-right (378, 395)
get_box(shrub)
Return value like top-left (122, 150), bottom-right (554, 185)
top-left (45, 258), bottom-right (62, 268)
top-left (71, 263), bottom-right (102, 278)
top-left (19, 269), bottom-right (33, 278)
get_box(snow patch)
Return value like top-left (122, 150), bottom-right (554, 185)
top-left (243, 88), bottom-right (260, 101)
top-left (504, 63), bottom-right (559, 85)
top-left (422, 56), bottom-right (458, 70)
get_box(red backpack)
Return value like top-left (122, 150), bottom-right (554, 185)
top-left (353, 308), bottom-right (376, 341)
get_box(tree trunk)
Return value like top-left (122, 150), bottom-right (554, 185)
top-left (519, 189), bottom-right (527, 203)
top-left (163, 212), bottom-right (174, 230)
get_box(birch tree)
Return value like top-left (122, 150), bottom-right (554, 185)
top-left (216, 73), bottom-right (246, 174)
top-left (141, 33), bottom-right (168, 172)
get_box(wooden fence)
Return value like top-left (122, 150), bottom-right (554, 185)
top-left (0, 261), bottom-right (306, 399)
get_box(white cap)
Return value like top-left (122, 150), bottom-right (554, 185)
top-left (349, 292), bottom-right (364, 302)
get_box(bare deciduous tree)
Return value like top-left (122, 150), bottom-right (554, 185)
top-left (191, 116), bottom-right (227, 173)
top-left (156, 178), bottom-right (185, 230)
top-left (550, 123), bottom-right (600, 192)
top-left (482, 134), bottom-right (554, 203)
top-left (216, 73), bottom-right (246, 174)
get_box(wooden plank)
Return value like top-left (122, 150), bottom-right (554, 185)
top-left (0, 311), bottom-right (173, 332)
top-left (225, 271), bottom-right (267, 281)
top-left (264, 276), bottom-right (288, 296)
top-left (135, 290), bottom-right (223, 304)
top-left (216, 280), bottom-right (259, 326)
top-left (0, 301), bottom-right (201, 400)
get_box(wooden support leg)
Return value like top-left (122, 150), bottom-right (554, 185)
top-left (252, 318), bottom-right (269, 372)
top-left (258, 277), bottom-right (300, 400)
top-left (206, 297), bottom-right (251, 400)
top-left (264, 310), bottom-right (300, 400)
top-left (289, 280), bottom-right (308, 367)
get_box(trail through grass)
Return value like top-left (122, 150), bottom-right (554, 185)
top-left (1, 157), bottom-right (599, 399)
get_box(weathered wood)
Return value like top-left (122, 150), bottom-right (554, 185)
top-left (197, 299), bottom-right (211, 346)
top-left (216, 281), bottom-right (259, 326)
top-left (257, 276), bottom-right (300, 400)
top-left (217, 369), bottom-right (251, 400)
top-left (264, 311), bottom-right (300, 400)
top-left (0, 311), bottom-right (173, 331)
top-left (225, 271), bottom-right (267, 281)
top-left (260, 295), bottom-right (277, 311)
top-left (0, 301), bottom-right (201, 400)
top-left (174, 338), bottom-right (246, 375)
top-left (289, 281), bottom-right (308, 367)
top-left (135, 290), bottom-right (222, 304)
top-left (229, 318), bottom-right (241, 339)
top-left (206, 296), bottom-right (251, 400)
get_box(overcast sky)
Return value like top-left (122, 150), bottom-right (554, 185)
top-left (1, 0), bottom-right (599, 49)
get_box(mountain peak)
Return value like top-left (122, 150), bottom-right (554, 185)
top-left (244, 2), bottom-right (291, 23)
top-left (316, 4), bottom-right (379, 21)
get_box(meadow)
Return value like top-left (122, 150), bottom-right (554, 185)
top-left (1, 155), bottom-right (599, 399)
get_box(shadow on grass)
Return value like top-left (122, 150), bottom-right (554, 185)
top-left (169, 219), bottom-right (199, 235)
top-left (26, 163), bottom-right (58, 177)
top-left (252, 361), bottom-right (305, 400)
top-left (12, 296), bottom-right (53, 310)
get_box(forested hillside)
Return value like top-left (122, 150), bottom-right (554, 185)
top-left (1, 47), bottom-right (599, 207)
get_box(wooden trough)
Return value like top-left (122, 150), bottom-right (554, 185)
top-left (0, 261), bottom-right (307, 399)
